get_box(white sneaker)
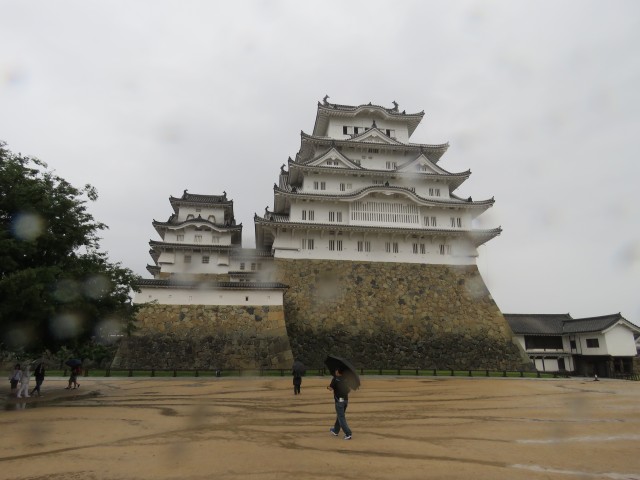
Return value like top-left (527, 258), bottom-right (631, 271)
top-left (329, 428), bottom-right (338, 436)
top-left (343, 435), bottom-right (352, 440)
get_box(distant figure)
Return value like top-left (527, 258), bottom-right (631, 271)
top-left (8, 364), bottom-right (21, 393)
top-left (291, 360), bottom-right (305, 395)
top-left (66, 365), bottom-right (81, 389)
top-left (30, 362), bottom-right (46, 396)
top-left (293, 373), bottom-right (302, 395)
top-left (16, 365), bottom-right (30, 398)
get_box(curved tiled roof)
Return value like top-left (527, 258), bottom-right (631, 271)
top-left (148, 240), bottom-right (235, 251)
top-left (169, 190), bottom-right (233, 214)
top-left (503, 314), bottom-right (572, 335)
top-left (314, 99), bottom-right (425, 137)
top-left (272, 184), bottom-right (494, 208)
top-left (297, 131), bottom-right (449, 164)
top-left (504, 312), bottom-right (639, 335)
top-left (170, 190), bottom-right (229, 204)
top-left (137, 278), bottom-right (288, 290)
top-left (254, 213), bottom-right (501, 247)
top-left (288, 157), bottom-right (469, 181)
top-left (152, 217), bottom-right (242, 231)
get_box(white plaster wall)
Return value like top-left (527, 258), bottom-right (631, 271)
top-left (301, 170), bottom-right (453, 201)
top-left (159, 251), bottom-right (231, 275)
top-left (576, 333), bottom-right (607, 355)
top-left (272, 230), bottom-right (477, 265)
top-left (134, 286), bottom-right (284, 306)
top-left (603, 324), bottom-right (638, 356)
top-left (164, 228), bottom-right (232, 245)
top-left (326, 117), bottom-right (409, 142)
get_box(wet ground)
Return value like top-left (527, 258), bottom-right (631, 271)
top-left (1, 376), bottom-right (639, 479)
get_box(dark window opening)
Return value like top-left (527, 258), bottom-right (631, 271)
top-left (524, 335), bottom-right (563, 350)
top-left (586, 338), bottom-right (600, 348)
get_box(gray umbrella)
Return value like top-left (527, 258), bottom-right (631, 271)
top-left (292, 360), bottom-right (306, 376)
top-left (324, 355), bottom-right (360, 390)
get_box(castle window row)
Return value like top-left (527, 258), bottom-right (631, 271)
top-left (300, 238), bottom-right (452, 255)
top-left (342, 126), bottom-right (395, 138)
top-left (298, 209), bottom-right (463, 229)
top-left (174, 234), bottom-right (221, 244)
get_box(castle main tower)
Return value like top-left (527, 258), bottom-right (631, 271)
top-left (255, 98), bottom-right (528, 369)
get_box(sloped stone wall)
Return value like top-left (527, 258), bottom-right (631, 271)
top-left (111, 304), bottom-right (293, 370)
top-left (274, 259), bottom-right (530, 370)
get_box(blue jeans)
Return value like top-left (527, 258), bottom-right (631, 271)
top-left (333, 399), bottom-right (352, 436)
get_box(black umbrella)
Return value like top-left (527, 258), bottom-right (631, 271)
top-left (65, 358), bottom-right (82, 367)
top-left (292, 360), bottom-right (306, 376)
top-left (324, 354), bottom-right (360, 391)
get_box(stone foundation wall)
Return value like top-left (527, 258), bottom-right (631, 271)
top-left (111, 304), bottom-right (293, 370)
top-left (274, 259), bottom-right (530, 370)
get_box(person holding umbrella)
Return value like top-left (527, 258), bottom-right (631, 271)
top-left (325, 355), bottom-right (360, 441)
top-left (65, 359), bottom-right (82, 389)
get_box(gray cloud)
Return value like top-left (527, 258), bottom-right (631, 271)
top-left (1, 0), bottom-right (638, 324)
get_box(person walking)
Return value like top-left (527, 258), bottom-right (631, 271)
top-left (16, 365), bottom-right (30, 398)
top-left (8, 364), bottom-right (21, 393)
top-left (291, 360), bottom-right (305, 395)
top-left (327, 368), bottom-right (353, 440)
top-left (66, 365), bottom-right (81, 389)
top-left (30, 362), bottom-right (45, 396)
top-left (292, 372), bottom-right (302, 395)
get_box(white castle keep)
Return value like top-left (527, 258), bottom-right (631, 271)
top-left (129, 98), bottom-right (526, 371)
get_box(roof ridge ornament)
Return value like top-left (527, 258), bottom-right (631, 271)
top-left (323, 94), bottom-right (329, 105)
top-left (372, 119), bottom-right (377, 128)
top-left (392, 101), bottom-right (399, 112)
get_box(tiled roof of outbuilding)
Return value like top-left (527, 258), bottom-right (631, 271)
top-left (504, 312), bottom-right (640, 335)
top-left (503, 314), bottom-right (572, 335)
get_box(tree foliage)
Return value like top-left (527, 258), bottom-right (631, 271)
top-left (0, 141), bottom-right (141, 352)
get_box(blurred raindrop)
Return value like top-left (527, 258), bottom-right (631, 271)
top-left (613, 241), bottom-right (640, 270)
top-left (94, 317), bottom-right (123, 343)
top-left (52, 279), bottom-right (81, 303)
top-left (11, 212), bottom-right (44, 241)
top-left (83, 274), bottom-right (111, 299)
top-left (50, 313), bottom-right (82, 339)
top-left (3, 327), bottom-right (31, 348)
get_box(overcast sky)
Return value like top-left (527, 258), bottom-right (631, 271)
top-left (2, 0), bottom-right (639, 326)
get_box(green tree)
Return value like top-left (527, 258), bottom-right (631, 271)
top-left (0, 141), bottom-right (140, 352)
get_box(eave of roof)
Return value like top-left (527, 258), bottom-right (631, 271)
top-left (273, 184), bottom-right (494, 208)
top-left (299, 131), bottom-right (449, 160)
top-left (137, 279), bottom-right (288, 290)
top-left (313, 100), bottom-right (425, 137)
top-left (254, 214), bottom-right (501, 246)
top-left (148, 240), bottom-right (235, 251)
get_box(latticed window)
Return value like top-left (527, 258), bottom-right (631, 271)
top-left (352, 201), bottom-right (419, 225)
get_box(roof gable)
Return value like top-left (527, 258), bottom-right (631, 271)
top-left (349, 128), bottom-right (402, 145)
top-left (307, 148), bottom-right (361, 169)
top-left (396, 153), bottom-right (447, 175)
